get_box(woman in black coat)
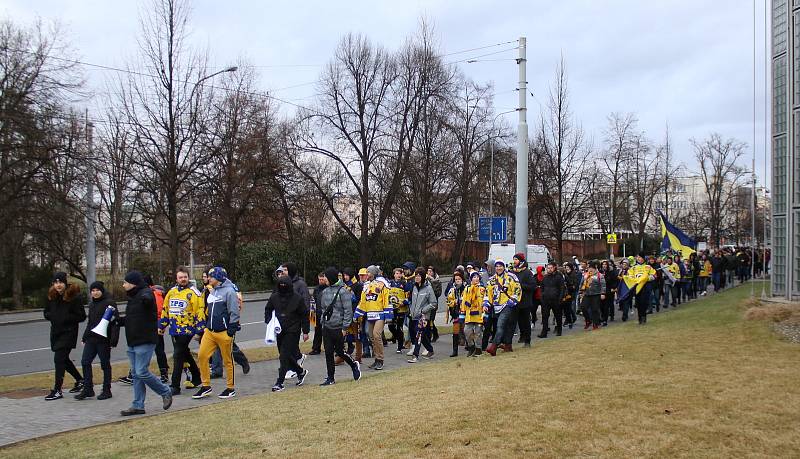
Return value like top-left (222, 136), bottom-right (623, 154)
top-left (43, 272), bottom-right (86, 400)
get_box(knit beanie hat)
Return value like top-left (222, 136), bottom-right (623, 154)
top-left (52, 272), bottom-right (68, 284)
top-left (208, 266), bottom-right (227, 282)
top-left (513, 252), bottom-right (526, 262)
top-left (366, 265), bottom-right (380, 278)
top-left (89, 281), bottom-right (105, 294)
top-left (124, 270), bottom-right (144, 286)
top-left (324, 267), bottom-right (339, 285)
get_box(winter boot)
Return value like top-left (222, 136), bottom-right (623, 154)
top-left (583, 320), bottom-right (591, 330)
top-left (537, 328), bottom-right (548, 339)
top-left (592, 324), bottom-right (599, 330)
top-left (354, 342), bottom-right (363, 363)
top-left (504, 343), bottom-right (513, 352)
top-left (450, 336), bottom-right (459, 357)
top-left (486, 343), bottom-right (497, 356)
top-left (466, 346), bottom-right (475, 357)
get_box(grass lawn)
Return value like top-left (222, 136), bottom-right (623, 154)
top-left (3, 284), bottom-right (799, 458)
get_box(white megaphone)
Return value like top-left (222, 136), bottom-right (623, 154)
top-left (91, 306), bottom-right (116, 338)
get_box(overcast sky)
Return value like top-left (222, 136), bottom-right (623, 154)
top-left (2, 0), bottom-right (771, 185)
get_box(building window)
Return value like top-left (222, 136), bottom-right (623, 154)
top-left (775, 55), bottom-right (788, 134)
top-left (774, 215), bottom-right (786, 295)
top-left (774, 135), bottom-right (788, 215)
top-left (775, 0), bottom-right (789, 55)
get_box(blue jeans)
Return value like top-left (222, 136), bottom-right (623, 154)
top-left (127, 343), bottom-right (170, 410)
top-left (493, 307), bottom-right (515, 345)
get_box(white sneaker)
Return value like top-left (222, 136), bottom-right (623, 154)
top-left (421, 350), bottom-right (430, 357)
top-left (285, 370), bottom-right (297, 379)
top-left (406, 349), bottom-right (415, 356)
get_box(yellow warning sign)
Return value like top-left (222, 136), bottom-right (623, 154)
top-left (606, 233), bottom-right (617, 244)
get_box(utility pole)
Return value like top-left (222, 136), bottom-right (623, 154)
top-left (514, 37), bottom-right (528, 256)
top-left (84, 110), bottom-right (96, 289)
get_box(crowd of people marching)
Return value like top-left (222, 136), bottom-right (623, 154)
top-left (40, 246), bottom-right (765, 416)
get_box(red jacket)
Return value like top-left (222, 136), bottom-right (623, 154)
top-left (533, 266), bottom-right (544, 301)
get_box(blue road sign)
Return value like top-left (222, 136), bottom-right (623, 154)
top-left (478, 216), bottom-right (508, 242)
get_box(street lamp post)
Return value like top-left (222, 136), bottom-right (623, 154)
top-left (188, 65), bottom-right (237, 282)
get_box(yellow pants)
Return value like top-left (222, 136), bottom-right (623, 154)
top-left (198, 331), bottom-right (235, 389)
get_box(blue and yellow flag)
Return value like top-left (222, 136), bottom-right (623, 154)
top-left (659, 212), bottom-right (696, 259)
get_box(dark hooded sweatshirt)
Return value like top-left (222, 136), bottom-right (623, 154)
top-left (265, 276), bottom-right (310, 335)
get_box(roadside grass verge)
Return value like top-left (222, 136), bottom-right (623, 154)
top-left (0, 327), bottom-right (453, 395)
top-left (3, 283), bottom-right (798, 457)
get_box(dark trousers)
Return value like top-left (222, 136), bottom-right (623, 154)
top-left (212, 341), bottom-right (249, 374)
top-left (516, 307), bottom-right (532, 343)
top-left (620, 295), bottom-right (632, 321)
top-left (276, 331), bottom-right (303, 384)
top-left (412, 322), bottom-right (434, 356)
top-left (635, 288), bottom-right (651, 324)
top-left (541, 300), bottom-right (562, 331)
top-left (155, 334), bottom-right (169, 371)
top-left (322, 327), bottom-right (356, 380)
top-left (481, 316), bottom-right (497, 350)
top-left (311, 317), bottom-right (323, 353)
top-left (562, 300), bottom-right (576, 325)
top-left (81, 338), bottom-right (111, 391)
top-left (581, 295), bottom-right (601, 326)
top-left (600, 294), bottom-right (614, 322)
top-left (388, 312), bottom-right (407, 350)
top-left (712, 272), bottom-right (721, 292)
top-left (171, 335), bottom-right (200, 389)
top-left (671, 284), bottom-right (681, 305)
top-left (53, 347), bottom-right (82, 390)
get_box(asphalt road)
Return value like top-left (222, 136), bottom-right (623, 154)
top-left (0, 283), bottom-right (453, 376)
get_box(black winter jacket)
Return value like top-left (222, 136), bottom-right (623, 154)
top-left (44, 284), bottom-right (86, 351)
top-left (540, 272), bottom-right (566, 304)
top-left (83, 293), bottom-right (118, 342)
top-left (512, 264), bottom-right (537, 309)
top-left (265, 290), bottom-right (310, 335)
top-left (119, 284), bottom-right (159, 347)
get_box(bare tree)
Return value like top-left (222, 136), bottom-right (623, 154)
top-left (627, 135), bottom-right (663, 250)
top-left (94, 111), bottom-right (139, 289)
top-left (691, 133), bottom-right (747, 248)
top-left (291, 26), bottom-right (446, 264)
top-left (197, 65), bottom-right (282, 277)
top-left (0, 18), bottom-right (83, 307)
top-left (119, 0), bottom-right (212, 270)
top-left (594, 113), bottom-right (637, 237)
top-left (531, 58), bottom-right (593, 262)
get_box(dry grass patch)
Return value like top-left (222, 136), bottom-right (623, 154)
top-left (745, 300), bottom-right (800, 324)
top-left (3, 284), bottom-right (799, 458)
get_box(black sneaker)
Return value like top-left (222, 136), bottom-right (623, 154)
top-left (296, 369), bottom-right (309, 386)
top-left (374, 360), bottom-right (383, 370)
top-left (271, 383), bottom-right (284, 392)
top-left (218, 388), bottom-right (236, 399)
top-left (44, 389), bottom-right (63, 401)
top-left (74, 389), bottom-right (95, 400)
top-left (320, 378), bottom-right (335, 386)
top-left (118, 375), bottom-right (133, 385)
top-left (120, 407), bottom-right (145, 416)
top-left (308, 350), bottom-right (321, 355)
top-left (241, 361), bottom-right (250, 375)
top-left (192, 386), bottom-right (212, 399)
top-left (97, 391), bottom-right (112, 400)
top-left (68, 380), bottom-right (84, 394)
top-left (170, 386), bottom-right (181, 396)
top-left (352, 361), bottom-right (362, 381)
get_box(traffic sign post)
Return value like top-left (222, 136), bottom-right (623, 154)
top-left (606, 233), bottom-right (617, 244)
top-left (478, 217), bottom-right (508, 243)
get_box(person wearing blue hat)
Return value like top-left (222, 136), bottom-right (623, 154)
top-left (192, 266), bottom-right (241, 400)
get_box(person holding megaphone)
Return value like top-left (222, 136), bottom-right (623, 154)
top-left (75, 281), bottom-right (119, 401)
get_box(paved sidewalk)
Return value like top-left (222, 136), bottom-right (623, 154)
top-left (0, 284), bottom-right (729, 448)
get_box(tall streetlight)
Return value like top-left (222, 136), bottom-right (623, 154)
top-left (188, 65), bottom-right (237, 282)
